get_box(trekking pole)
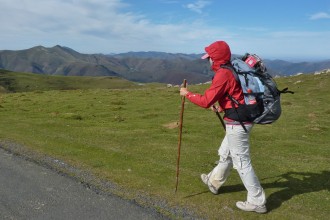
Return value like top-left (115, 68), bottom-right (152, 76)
top-left (213, 105), bottom-right (226, 131)
top-left (175, 79), bottom-right (187, 193)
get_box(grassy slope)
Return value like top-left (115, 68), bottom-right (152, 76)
top-left (0, 69), bottom-right (143, 92)
top-left (0, 70), bottom-right (329, 219)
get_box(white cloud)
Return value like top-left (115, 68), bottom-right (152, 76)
top-left (0, 0), bottom-right (226, 53)
top-left (185, 0), bottom-right (211, 14)
top-left (0, 0), bottom-right (329, 60)
top-left (309, 12), bottom-right (330, 20)
top-left (0, 0), bottom-right (130, 35)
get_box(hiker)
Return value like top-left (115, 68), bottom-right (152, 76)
top-left (179, 41), bottom-right (267, 213)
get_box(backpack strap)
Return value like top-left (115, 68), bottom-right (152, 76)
top-left (221, 64), bottom-right (250, 88)
top-left (220, 64), bottom-right (240, 82)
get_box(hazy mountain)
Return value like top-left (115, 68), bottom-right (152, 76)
top-left (0, 46), bottom-right (329, 84)
top-left (264, 59), bottom-right (330, 75)
top-left (111, 51), bottom-right (201, 60)
top-left (0, 46), bottom-right (212, 84)
top-left (0, 45), bottom-right (120, 76)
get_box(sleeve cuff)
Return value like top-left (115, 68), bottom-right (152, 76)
top-left (186, 91), bottom-right (193, 98)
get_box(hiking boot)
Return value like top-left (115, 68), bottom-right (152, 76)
top-left (236, 201), bottom-right (267, 214)
top-left (200, 174), bottom-right (219, 195)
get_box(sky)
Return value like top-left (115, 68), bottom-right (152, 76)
top-left (1, 0), bottom-right (330, 61)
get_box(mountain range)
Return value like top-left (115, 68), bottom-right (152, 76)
top-left (0, 45), bottom-right (329, 84)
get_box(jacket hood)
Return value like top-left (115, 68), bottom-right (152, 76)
top-left (204, 41), bottom-right (231, 71)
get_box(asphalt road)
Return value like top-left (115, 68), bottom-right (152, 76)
top-left (0, 148), bottom-right (166, 220)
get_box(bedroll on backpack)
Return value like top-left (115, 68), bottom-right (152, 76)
top-left (223, 54), bottom-right (293, 125)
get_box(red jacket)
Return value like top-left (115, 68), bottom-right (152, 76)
top-left (186, 41), bottom-right (244, 110)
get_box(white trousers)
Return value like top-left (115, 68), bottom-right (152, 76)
top-left (207, 124), bottom-right (266, 206)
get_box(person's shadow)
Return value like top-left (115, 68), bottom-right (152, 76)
top-left (222, 171), bottom-right (330, 211)
top-left (186, 171), bottom-right (330, 212)
top-left (262, 171), bottom-right (330, 211)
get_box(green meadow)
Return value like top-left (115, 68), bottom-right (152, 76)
top-left (0, 69), bottom-right (329, 219)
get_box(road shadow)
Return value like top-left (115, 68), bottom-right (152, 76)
top-left (184, 171), bottom-right (330, 212)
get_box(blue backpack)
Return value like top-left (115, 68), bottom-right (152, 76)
top-left (222, 54), bottom-right (293, 130)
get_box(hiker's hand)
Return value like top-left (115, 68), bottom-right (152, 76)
top-left (180, 88), bottom-right (189, 96)
top-left (210, 105), bottom-right (218, 112)
top-left (211, 105), bottom-right (223, 113)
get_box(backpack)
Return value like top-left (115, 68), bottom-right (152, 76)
top-left (222, 53), bottom-right (293, 130)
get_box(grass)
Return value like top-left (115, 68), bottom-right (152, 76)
top-left (0, 69), bottom-right (146, 92)
top-left (0, 70), bottom-right (329, 219)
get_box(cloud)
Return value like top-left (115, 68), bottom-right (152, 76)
top-left (0, 0), bottom-right (225, 53)
top-left (1, 0), bottom-right (329, 60)
top-left (185, 0), bottom-right (211, 14)
top-left (309, 12), bottom-right (330, 20)
top-left (0, 0), bottom-right (130, 35)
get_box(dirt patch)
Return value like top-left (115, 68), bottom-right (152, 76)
top-left (163, 121), bottom-right (178, 129)
top-left (308, 112), bottom-right (316, 119)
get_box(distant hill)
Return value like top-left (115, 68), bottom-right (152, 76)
top-left (0, 46), bottom-right (212, 84)
top-left (264, 59), bottom-right (330, 75)
top-left (1, 46), bottom-right (329, 84)
top-left (0, 45), bottom-right (120, 77)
